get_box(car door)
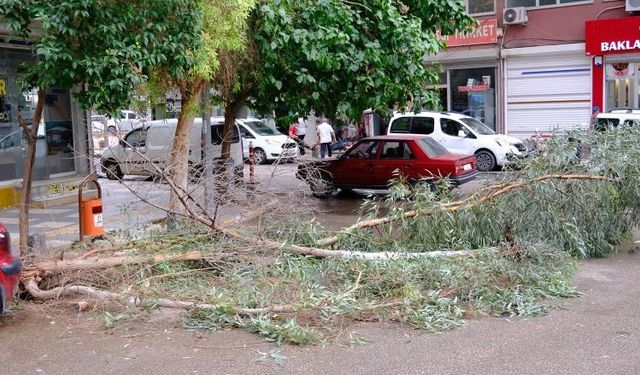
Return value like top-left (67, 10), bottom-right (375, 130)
top-left (119, 128), bottom-right (149, 174)
top-left (370, 141), bottom-right (415, 186)
top-left (331, 140), bottom-right (380, 187)
top-left (436, 118), bottom-right (477, 155)
top-left (237, 124), bottom-right (256, 159)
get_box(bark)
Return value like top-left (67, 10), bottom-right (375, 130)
top-left (18, 88), bottom-right (46, 255)
top-left (168, 80), bottom-right (205, 216)
top-left (24, 278), bottom-right (295, 316)
top-left (221, 96), bottom-right (247, 160)
top-left (21, 251), bottom-right (204, 279)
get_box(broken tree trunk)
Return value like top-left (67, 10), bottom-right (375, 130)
top-left (21, 251), bottom-right (204, 279)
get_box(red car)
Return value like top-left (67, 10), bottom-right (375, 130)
top-left (0, 223), bottom-right (21, 313)
top-left (297, 135), bottom-right (478, 197)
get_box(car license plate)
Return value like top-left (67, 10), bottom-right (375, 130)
top-left (463, 163), bottom-right (472, 171)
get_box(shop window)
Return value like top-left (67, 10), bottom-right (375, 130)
top-left (450, 67), bottom-right (496, 130)
top-left (506, 0), bottom-right (590, 8)
top-left (466, 0), bottom-right (495, 15)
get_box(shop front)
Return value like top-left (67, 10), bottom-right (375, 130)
top-left (0, 41), bottom-right (90, 208)
top-left (585, 16), bottom-right (640, 113)
top-left (429, 18), bottom-right (500, 131)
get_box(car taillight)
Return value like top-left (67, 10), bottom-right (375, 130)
top-left (0, 232), bottom-right (10, 254)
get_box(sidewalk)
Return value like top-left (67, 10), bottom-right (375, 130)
top-left (0, 176), bottom-right (169, 252)
top-left (0, 163), bottom-right (309, 253)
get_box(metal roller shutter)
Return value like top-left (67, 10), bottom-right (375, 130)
top-left (506, 51), bottom-right (591, 139)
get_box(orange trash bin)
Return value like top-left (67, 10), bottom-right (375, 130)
top-left (78, 175), bottom-right (104, 241)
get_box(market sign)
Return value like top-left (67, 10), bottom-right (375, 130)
top-left (439, 19), bottom-right (498, 47)
top-left (585, 16), bottom-right (640, 56)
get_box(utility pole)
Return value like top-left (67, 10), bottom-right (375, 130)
top-left (201, 85), bottom-right (214, 215)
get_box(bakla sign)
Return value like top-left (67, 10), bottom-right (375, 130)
top-left (585, 17), bottom-right (640, 55)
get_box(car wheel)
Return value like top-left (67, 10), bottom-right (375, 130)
top-left (253, 148), bottom-right (267, 165)
top-left (475, 150), bottom-right (496, 172)
top-left (310, 175), bottom-right (334, 198)
top-left (107, 125), bottom-right (117, 133)
top-left (105, 162), bottom-right (123, 180)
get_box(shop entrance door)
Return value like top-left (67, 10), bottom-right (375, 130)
top-left (605, 62), bottom-right (640, 110)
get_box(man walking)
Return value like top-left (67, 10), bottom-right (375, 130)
top-left (316, 118), bottom-right (335, 159)
top-left (297, 117), bottom-right (307, 155)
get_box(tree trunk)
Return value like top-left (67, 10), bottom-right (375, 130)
top-left (168, 81), bottom-right (204, 218)
top-left (221, 97), bottom-right (247, 160)
top-left (19, 88), bottom-right (46, 255)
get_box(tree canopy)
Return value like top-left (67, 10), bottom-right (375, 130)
top-left (250, 0), bottom-right (475, 120)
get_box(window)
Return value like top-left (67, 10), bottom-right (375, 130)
top-left (244, 120), bottom-right (278, 136)
top-left (212, 124), bottom-right (240, 145)
top-left (441, 118), bottom-right (471, 138)
top-left (466, 0), bottom-right (495, 14)
top-left (624, 120), bottom-right (640, 126)
top-left (411, 117), bottom-right (435, 135)
top-left (506, 0), bottom-right (588, 8)
top-left (124, 128), bottom-right (147, 147)
top-left (381, 141), bottom-right (413, 160)
top-left (417, 138), bottom-right (448, 158)
top-left (345, 140), bottom-right (379, 159)
top-left (390, 117), bottom-right (411, 133)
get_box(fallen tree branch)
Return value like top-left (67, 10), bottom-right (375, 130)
top-left (314, 174), bottom-right (616, 247)
top-left (22, 251), bottom-right (204, 279)
top-left (24, 278), bottom-right (295, 316)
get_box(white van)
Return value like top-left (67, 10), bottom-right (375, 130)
top-left (236, 119), bottom-right (298, 164)
top-left (387, 111), bottom-right (527, 171)
top-left (100, 117), bottom-right (243, 181)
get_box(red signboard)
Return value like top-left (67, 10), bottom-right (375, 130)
top-left (440, 19), bottom-right (498, 47)
top-left (585, 16), bottom-right (640, 56)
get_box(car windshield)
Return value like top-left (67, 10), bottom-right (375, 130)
top-left (460, 117), bottom-right (495, 135)
top-left (417, 138), bottom-right (448, 158)
top-left (244, 121), bottom-right (279, 136)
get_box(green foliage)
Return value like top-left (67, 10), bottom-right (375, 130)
top-left (0, 0), bottom-right (206, 113)
top-left (251, 0), bottom-right (475, 119)
top-left (334, 128), bottom-right (640, 258)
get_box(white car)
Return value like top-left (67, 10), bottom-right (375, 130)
top-left (237, 119), bottom-right (298, 164)
top-left (595, 109), bottom-right (640, 130)
top-left (100, 117), bottom-right (244, 181)
top-left (105, 110), bottom-right (146, 133)
top-left (387, 111), bottom-right (526, 171)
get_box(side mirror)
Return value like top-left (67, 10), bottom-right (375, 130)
top-left (458, 130), bottom-right (466, 138)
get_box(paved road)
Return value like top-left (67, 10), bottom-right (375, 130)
top-left (1, 249), bottom-right (638, 374)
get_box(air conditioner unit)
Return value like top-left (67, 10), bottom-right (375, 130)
top-left (503, 7), bottom-right (528, 25)
top-left (627, 0), bottom-right (640, 12)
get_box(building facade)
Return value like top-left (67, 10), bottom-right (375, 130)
top-left (0, 30), bottom-right (91, 208)
top-left (428, 0), bottom-right (632, 139)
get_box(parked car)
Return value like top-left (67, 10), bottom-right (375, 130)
top-left (237, 119), bottom-right (298, 164)
top-left (387, 111), bottom-right (526, 171)
top-left (595, 109), bottom-right (640, 131)
top-left (100, 117), bottom-right (244, 181)
top-left (296, 135), bottom-right (478, 197)
top-left (105, 110), bottom-right (145, 133)
top-left (0, 223), bottom-right (21, 314)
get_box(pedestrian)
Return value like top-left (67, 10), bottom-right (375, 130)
top-left (316, 118), bottom-right (336, 159)
top-left (297, 117), bottom-right (307, 155)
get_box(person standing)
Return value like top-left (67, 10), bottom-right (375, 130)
top-left (297, 117), bottom-right (307, 155)
top-left (316, 118), bottom-right (335, 159)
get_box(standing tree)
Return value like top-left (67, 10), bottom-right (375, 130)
top-left (213, 0), bottom-right (475, 155)
top-left (0, 0), bottom-right (205, 251)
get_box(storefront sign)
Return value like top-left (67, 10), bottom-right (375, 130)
top-left (585, 16), bottom-right (640, 55)
top-left (457, 85), bottom-right (489, 92)
top-left (0, 77), bottom-right (9, 123)
top-left (440, 19), bottom-right (498, 47)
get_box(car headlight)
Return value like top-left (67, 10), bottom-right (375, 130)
top-left (265, 139), bottom-right (280, 145)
